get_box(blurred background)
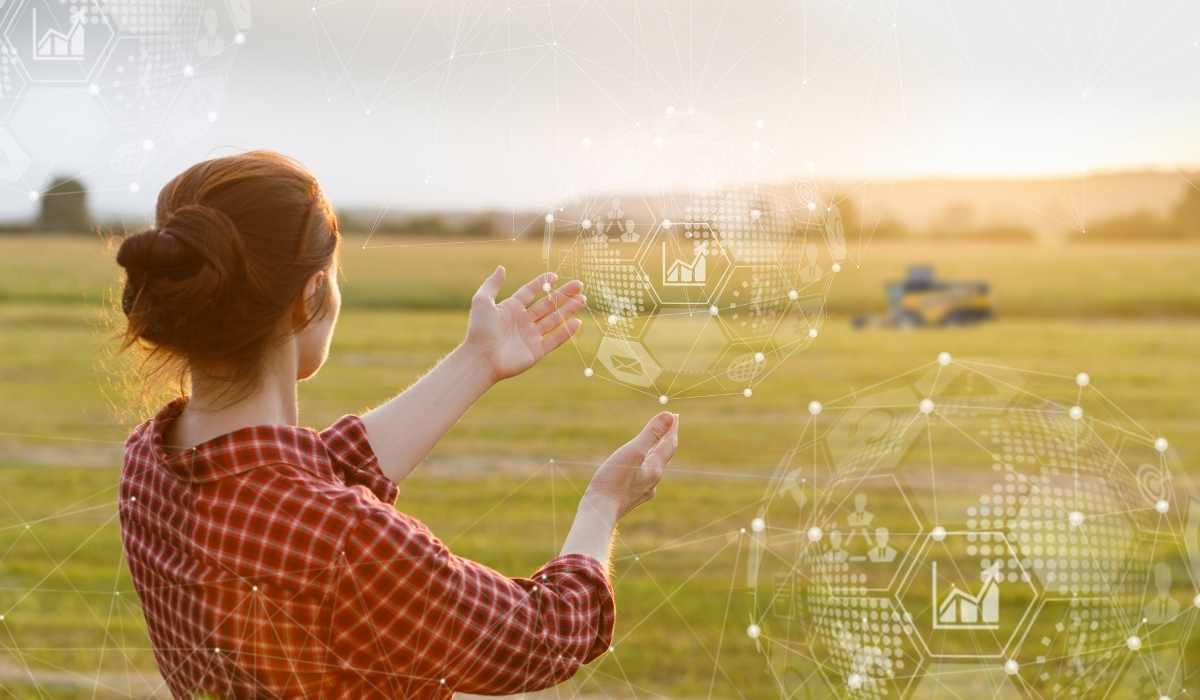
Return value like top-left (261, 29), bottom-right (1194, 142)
top-left (1, 1), bottom-right (1199, 697)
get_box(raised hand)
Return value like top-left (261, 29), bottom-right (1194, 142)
top-left (584, 412), bottom-right (678, 520)
top-left (465, 266), bottom-right (587, 382)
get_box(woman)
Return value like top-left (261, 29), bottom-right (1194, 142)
top-left (115, 151), bottom-right (678, 698)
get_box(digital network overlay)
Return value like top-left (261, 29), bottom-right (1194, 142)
top-left (743, 357), bottom-right (1199, 698)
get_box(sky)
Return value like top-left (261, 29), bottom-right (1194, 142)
top-left (1, 0), bottom-right (1198, 220)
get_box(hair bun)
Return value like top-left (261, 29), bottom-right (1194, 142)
top-left (116, 203), bottom-right (246, 345)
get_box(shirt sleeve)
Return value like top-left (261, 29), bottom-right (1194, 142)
top-left (329, 504), bottom-right (615, 696)
top-left (320, 415), bottom-right (398, 505)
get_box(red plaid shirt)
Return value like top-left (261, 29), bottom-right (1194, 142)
top-left (120, 398), bottom-right (615, 699)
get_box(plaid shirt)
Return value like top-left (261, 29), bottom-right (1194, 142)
top-left (120, 398), bottom-right (615, 699)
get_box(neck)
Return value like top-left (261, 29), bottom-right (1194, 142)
top-left (175, 344), bottom-right (300, 447)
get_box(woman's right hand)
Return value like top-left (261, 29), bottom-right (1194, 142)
top-left (582, 412), bottom-right (678, 522)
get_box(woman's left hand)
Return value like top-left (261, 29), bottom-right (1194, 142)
top-left (464, 266), bottom-right (586, 382)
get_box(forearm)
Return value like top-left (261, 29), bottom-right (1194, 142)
top-left (361, 344), bottom-right (495, 482)
top-left (561, 494), bottom-right (619, 570)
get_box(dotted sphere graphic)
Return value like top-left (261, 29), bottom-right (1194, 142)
top-left (749, 362), bottom-right (1198, 698)
top-left (552, 186), bottom-right (843, 399)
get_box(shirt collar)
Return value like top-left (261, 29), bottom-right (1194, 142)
top-left (147, 397), bottom-right (339, 484)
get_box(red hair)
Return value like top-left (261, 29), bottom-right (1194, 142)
top-left (116, 151), bottom-right (340, 404)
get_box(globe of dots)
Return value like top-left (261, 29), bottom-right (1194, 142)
top-left (547, 186), bottom-right (845, 400)
top-left (746, 358), bottom-right (1199, 698)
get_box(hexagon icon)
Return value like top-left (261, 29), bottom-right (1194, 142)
top-left (3, 0), bottom-right (118, 84)
top-left (638, 220), bottom-right (732, 307)
top-left (714, 265), bottom-right (791, 343)
top-left (896, 531), bottom-right (1040, 660)
top-left (809, 474), bottom-right (925, 593)
top-left (593, 336), bottom-right (661, 389)
top-left (640, 311), bottom-right (727, 378)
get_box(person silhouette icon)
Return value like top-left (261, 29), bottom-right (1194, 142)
top-left (867, 527), bottom-right (897, 563)
top-left (1144, 561), bottom-right (1180, 623)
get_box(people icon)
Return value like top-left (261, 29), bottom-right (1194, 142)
top-left (867, 527), bottom-right (897, 563)
top-left (196, 8), bottom-right (226, 57)
top-left (846, 493), bottom-right (874, 529)
top-left (600, 198), bottom-right (638, 242)
top-left (1144, 561), bottom-right (1181, 623)
top-left (826, 529), bottom-right (848, 563)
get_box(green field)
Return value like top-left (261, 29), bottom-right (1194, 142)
top-left (1, 235), bottom-right (1198, 698)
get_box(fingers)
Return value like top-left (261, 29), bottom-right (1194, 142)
top-left (511, 272), bottom-right (558, 307)
top-left (539, 317), bottom-right (582, 355)
top-left (473, 266), bottom-right (506, 306)
top-left (535, 293), bottom-right (587, 333)
top-left (635, 411), bottom-right (676, 447)
top-left (527, 279), bottom-right (584, 318)
top-left (642, 414), bottom-right (679, 471)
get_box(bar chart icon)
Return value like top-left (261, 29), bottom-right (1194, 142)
top-left (33, 8), bottom-right (86, 61)
top-left (932, 562), bottom-right (1000, 630)
top-left (663, 241), bottom-right (707, 287)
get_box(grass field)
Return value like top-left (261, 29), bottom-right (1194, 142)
top-left (0, 234), bottom-right (1198, 698)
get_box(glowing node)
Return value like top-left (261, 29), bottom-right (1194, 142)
top-left (807, 328), bottom-right (818, 338)
top-left (754, 118), bottom-right (765, 129)
top-left (580, 136), bottom-right (592, 149)
top-left (182, 65), bottom-right (195, 77)
top-left (806, 526), bottom-right (823, 542)
top-left (937, 351), bottom-right (952, 366)
top-left (581, 218), bottom-right (592, 230)
top-left (787, 289), bottom-right (799, 301)
top-left (1126, 635), bottom-right (1142, 651)
top-left (754, 352), bottom-right (765, 363)
top-left (750, 208), bottom-right (762, 221)
top-left (544, 213), bottom-right (554, 224)
top-left (1075, 372), bottom-right (1090, 387)
top-left (808, 400), bottom-right (822, 416)
top-left (142, 139), bottom-right (155, 151)
top-left (751, 517), bottom-right (765, 533)
top-left (709, 305), bottom-right (719, 317)
top-left (234, 32), bottom-right (246, 45)
top-left (665, 105), bottom-right (676, 116)
top-left (1069, 406), bottom-right (1083, 421)
top-left (87, 83), bottom-right (100, 95)
top-left (607, 314), bottom-right (618, 325)
top-left (847, 673), bottom-right (864, 690)
top-left (129, 182), bottom-right (140, 193)
top-left (207, 111), bottom-right (219, 123)
top-left (658, 395), bottom-right (669, 405)
top-left (743, 388), bottom-right (753, 398)
top-left (662, 219), bottom-right (672, 229)
top-left (653, 136), bottom-right (664, 148)
top-left (1004, 659), bottom-right (1019, 675)
top-left (1155, 499), bottom-right (1170, 514)
top-left (919, 398), bottom-right (935, 415)
top-left (931, 526), bottom-right (947, 542)
top-left (746, 623), bottom-right (761, 639)
top-left (541, 282), bottom-right (552, 293)
top-left (831, 262), bottom-right (842, 273)
top-left (806, 201), bottom-right (817, 211)
top-left (27, 191), bottom-right (39, 201)
top-left (1069, 511), bottom-right (1084, 528)
top-left (1155, 437), bottom-right (1169, 452)
top-left (1193, 593), bottom-right (1200, 608)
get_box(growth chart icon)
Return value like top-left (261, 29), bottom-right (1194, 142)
top-left (662, 240), bottom-right (707, 286)
top-left (33, 8), bottom-right (85, 60)
top-left (933, 562), bottom-right (1000, 630)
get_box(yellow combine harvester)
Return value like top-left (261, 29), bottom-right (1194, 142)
top-left (853, 265), bottom-right (993, 329)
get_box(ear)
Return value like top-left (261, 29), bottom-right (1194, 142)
top-left (291, 270), bottom-right (327, 327)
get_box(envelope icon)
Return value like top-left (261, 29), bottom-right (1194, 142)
top-left (597, 337), bottom-right (662, 389)
top-left (610, 354), bottom-right (644, 376)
